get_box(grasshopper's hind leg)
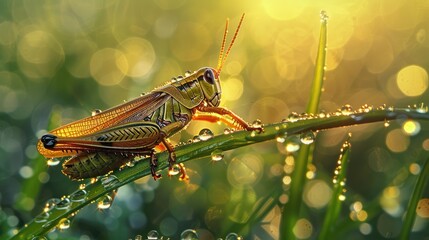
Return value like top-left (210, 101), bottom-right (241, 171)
top-left (160, 121), bottom-right (189, 180)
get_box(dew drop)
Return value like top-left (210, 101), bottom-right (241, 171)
top-left (79, 184), bottom-right (86, 190)
top-left (340, 104), bottom-right (353, 116)
top-left (276, 135), bottom-right (286, 143)
top-left (191, 135), bottom-right (201, 143)
top-left (320, 10), bottom-right (329, 23)
top-left (251, 119), bottom-right (263, 129)
top-left (211, 149), bottom-right (224, 161)
top-left (44, 198), bottom-right (60, 212)
top-left (70, 189), bottom-right (87, 202)
top-left (91, 109), bottom-right (102, 116)
top-left (168, 164), bottom-right (181, 176)
top-left (287, 112), bottom-right (300, 122)
top-left (101, 175), bottom-right (120, 190)
top-left (47, 158), bottom-right (60, 166)
top-left (147, 230), bottom-right (160, 240)
top-left (57, 218), bottom-right (70, 230)
top-left (224, 128), bottom-right (233, 134)
top-left (416, 103), bottom-right (428, 113)
top-left (134, 235), bottom-right (143, 240)
top-left (180, 229), bottom-right (199, 240)
top-left (198, 128), bottom-right (214, 141)
top-left (225, 233), bottom-right (243, 240)
top-left (34, 212), bottom-right (50, 223)
top-left (55, 198), bottom-right (71, 210)
top-left (185, 70), bottom-right (192, 77)
top-left (300, 131), bottom-right (315, 145)
top-left (384, 120), bottom-right (390, 127)
top-left (97, 195), bottom-right (113, 210)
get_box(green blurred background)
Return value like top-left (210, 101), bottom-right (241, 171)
top-left (1, 0), bottom-right (429, 239)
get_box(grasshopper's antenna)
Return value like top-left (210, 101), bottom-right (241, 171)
top-left (216, 13), bottom-right (245, 76)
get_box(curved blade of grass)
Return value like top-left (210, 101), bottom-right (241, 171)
top-left (319, 139), bottom-right (351, 240)
top-left (8, 108), bottom-right (429, 239)
top-left (399, 156), bottom-right (429, 239)
top-left (280, 11), bottom-right (328, 239)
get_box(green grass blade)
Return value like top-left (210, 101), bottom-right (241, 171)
top-left (319, 139), bottom-right (351, 240)
top-left (399, 156), bottom-right (429, 239)
top-left (280, 11), bottom-right (328, 239)
top-left (8, 108), bottom-right (429, 239)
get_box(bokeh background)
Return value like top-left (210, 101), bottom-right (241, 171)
top-left (1, 0), bottom-right (429, 239)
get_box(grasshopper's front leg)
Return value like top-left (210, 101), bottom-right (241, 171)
top-left (196, 105), bottom-right (264, 132)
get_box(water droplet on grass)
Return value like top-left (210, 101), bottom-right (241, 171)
top-left (44, 198), bottom-right (60, 212)
top-left (70, 189), bottom-right (87, 202)
top-left (251, 119), bottom-right (262, 129)
top-left (101, 175), bottom-right (120, 189)
top-left (91, 109), bottom-right (102, 116)
top-left (300, 132), bottom-right (315, 145)
top-left (181, 229), bottom-right (199, 240)
top-left (55, 198), bottom-right (71, 210)
top-left (147, 230), bottom-right (160, 240)
top-left (225, 233), bottom-right (243, 240)
top-left (211, 149), bottom-right (224, 161)
top-left (57, 218), bottom-right (70, 230)
top-left (168, 164), bottom-right (181, 176)
top-left (198, 128), bottom-right (214, 141)
top-left (97, 195), bottom-right (113, 210)
top-left (47, 158), bottom-right (60, 166)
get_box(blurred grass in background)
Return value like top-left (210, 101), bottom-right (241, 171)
top-left (1, 0), bottom-right (429, 239)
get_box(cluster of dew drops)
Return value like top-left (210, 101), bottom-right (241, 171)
top-left (130, 230), bottom-right (243, 240)
top-left (32, 174), bottom-right (121, 233)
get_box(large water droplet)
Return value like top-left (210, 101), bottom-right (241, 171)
top-left (180, 229), bottom-right (199, 240)
top-left (44, 198), bottom-right (60, 212)
top-left (251, 119), bottom-right (263, 129)
top-left (70, 189), bottom-right (87, 202)
top-left (97, 195), bottom-right (113, 210)
top-left (287, 112), bottom-right (300, 122)
top-left (147, 230), bottom-right (160, 240)
top-left (225, 233), bottom-right (243, 240)
top-left (300, 132), bottom-right (315, 145)
top-left (168, 164), bottom-right (181, 176)
top-left (101, 175), bottom-right (120, 190)
top-left (91, 109), bottom-right (102, 116)
top-left (34, 212), bottom-right (50, 223)
top-left (47, 158), bottom-right (60, 166)
top-left (198, 128), bottom-right (214, 141)
top-left (57, 218), bottom-right (70, 230)
top-left (340, 104), bottom-right (353, 116)
top-left (55, 198), bottom-right (71, 210)
top-left (211, 149), bottom-right (224, 161)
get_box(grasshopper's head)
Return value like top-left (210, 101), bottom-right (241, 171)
top-left (196, 67), bottom-right (221, 106)
top-left (198, 13), bottom-right (245, 107)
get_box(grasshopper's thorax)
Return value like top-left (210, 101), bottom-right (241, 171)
top-left (158, 67), bottom-right (221, 109)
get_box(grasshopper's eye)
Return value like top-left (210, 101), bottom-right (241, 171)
top-left (203, 69), bottom-right (215, 84)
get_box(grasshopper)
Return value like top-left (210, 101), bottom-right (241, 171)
top-left (37, 14), bottom-right (262, 181)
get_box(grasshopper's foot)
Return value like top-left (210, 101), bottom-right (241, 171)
top-left (149, 151), bottom-right (161, 180)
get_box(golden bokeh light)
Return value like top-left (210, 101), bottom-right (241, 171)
top-left (385, 129), bottom-right (410, 153)
top-left (396, 65), bottom-right (428, 97)
top-left (303, 180), bottom-right (332, 209)
top-left (402, 120), bottom-right (421, 136)
top-left (90, 48), bottom-right (128, 86)
top-left (119, 37), bottom-right (156, 78)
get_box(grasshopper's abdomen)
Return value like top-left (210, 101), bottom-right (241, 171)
top-left (62, 152), bottom-right (138, 180)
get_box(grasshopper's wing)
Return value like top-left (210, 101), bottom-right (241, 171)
top-left (38, 92), bottom-right (170, 157)
top-left (51, 92), bottom-right (169, 137)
